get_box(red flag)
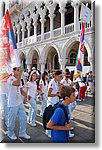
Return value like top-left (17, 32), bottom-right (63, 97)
top-left (0, 10), bottom-right (20, 82)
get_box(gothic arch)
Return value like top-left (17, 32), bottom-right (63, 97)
top-left (41, 43), bottom-right (61, 63)
top-left (18, 50), bottom-right (26, 61)
top-left (26, 46), bottom-right (40, 63)
top-left (62, 37), bottom-right (92, 61)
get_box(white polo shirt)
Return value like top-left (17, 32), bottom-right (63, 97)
top-left (75, 77), bottom-right (85, 87)
top-left (27, 81), bottom-right (37, 98)
top-left (39, 79), bottom-right (48, 95)
top-left (60, 77), bottom-right (72, 86)
top-left (7, 76), bottom-right (23, 107)
top-left (47, 78), bottom-right (59, 106)
top-left (0, 81), bottom-right (8, 95)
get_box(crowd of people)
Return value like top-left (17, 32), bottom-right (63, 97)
top-left (0, 66), bottom-right (94, 142)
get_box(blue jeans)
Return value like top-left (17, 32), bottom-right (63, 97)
top-left (7, 103), bottom-right (27, 137)
top-left (0, 94), bottom-right (8, 126)
top-left (41, 94), bottom-right (47, 114)
top-left (28, 97), bottom-right (38, 124)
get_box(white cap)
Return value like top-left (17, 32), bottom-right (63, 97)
top-left (12, 64), bottom-right (20, 69)
top-left (32, 67), bottom-right (36, 70)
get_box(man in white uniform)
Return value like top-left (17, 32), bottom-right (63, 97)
top-left (7, 66), bottom-right (30, 140)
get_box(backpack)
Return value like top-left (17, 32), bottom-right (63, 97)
top-left (43, 102), bottom-right (69, 130)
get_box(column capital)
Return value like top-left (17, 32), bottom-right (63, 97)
top-left (40, 18), bottom-right (46, 24)
top-left (31, 12), bottom-right (38, 22)
top-left (39, 59), bottom-right (46, 65)
top-left (59, 7), bottom-right (67, 14)
top-left (33, 21), bottom-right (37, 26)
top-left (49, 13), bottom-right (55, 19)
top-left (71, 1), bottom-right (80, 7)
top-left (26, 57), bottom-right (32, 65)
top-left (59, 58), bottom-right (67, 65)
top-left (16, 25), bottom-right (21, 31)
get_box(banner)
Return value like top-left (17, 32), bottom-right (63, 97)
top-left (75, 22), bottom-right (85, 75)
top-left (80, 3), bottom-right (91, 23)
top-left (0, 9), bottom-right (20, 82)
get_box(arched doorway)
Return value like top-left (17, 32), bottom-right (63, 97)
top-left (54, 53), bottom-right (59, 70)
top-left (66, 41), bottom-right (90, 73)
top-left (32, 50), bottom-right (39, 70)
top-left (20, 52), bottom-right (26, 70)
top-left (46, 47), bottom-right (60, 71)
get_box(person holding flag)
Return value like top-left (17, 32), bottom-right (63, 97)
top-left (0, 10), bottom-right (30, 140)
top-left (74, 22), bottom-right (87, 101)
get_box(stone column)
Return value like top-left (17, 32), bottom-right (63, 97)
top-left (26, 18), bottom-right (31, 37)
top-left (33, 22), bottom-right (37, 42)
top-left (72, 2), bottom-right (80, 32)
top-left (88, 57), bottom-right (94, 74)
top-left (26, 64), bottom-right (31, 72)
top-left (39, 58), bottom-right (46, 73)
top-left (26, 60), bottom-right (32, 72)
top-left (49, 14), bottom-right (55, 38)
top-left (59, 58), bottom-right (67, 73)
top-left (59, 8), bottom-right (66, 35)
top-left (40, 63), bottom-right (45, 73)
top-left (40, 19), bottom-right (46, 41)
top-left (20, 22), bottom-right (25, 41)
top-left (16, 25), bottom-right (21, 43)
top-left (27, 25), bottom-right (30, 37)
top-left (31, 12), bottom-right (38, 42)
top-left (22, 27), bottom-right (25, 41)
top-left (91, 1), bottom-right (95, 28)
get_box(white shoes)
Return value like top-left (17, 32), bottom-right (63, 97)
top-left (76, 99), bottom-right (82, 102)
top-left (8, 134), bottom-right (17, 140)
top-left (69, 131), bottom-right (74, 138)
top-left (46, 130), bottom-right (51, 138)
top-left (27, 121), bottom-right (37, 127)
top-left (19, 133), bottom-right (31, 139)
top-left (31, 123), bottom-right (37, 127)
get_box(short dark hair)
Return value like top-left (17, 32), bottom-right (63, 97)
top-left (60, 86), bottom-right (75, 100)
top-left (55, 70), bottom-right (62, 76)
top-left (13, 67), bottom-right (17, 71)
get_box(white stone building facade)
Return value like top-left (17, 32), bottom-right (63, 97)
top-left (0, 0), bottom-right (95, 74)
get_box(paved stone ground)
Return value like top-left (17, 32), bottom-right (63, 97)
top-left (0, 94), bottom-right (95, 143)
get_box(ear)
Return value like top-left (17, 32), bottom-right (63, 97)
top-left (65, 96), bottom-right (69, 100)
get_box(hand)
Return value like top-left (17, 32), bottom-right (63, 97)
top-left (23, 96), bottom-right (27, 104)
top-left (65, 122), bottom-right (72, 130)
top-left (41, 95), bottom-right (44, 100)
top-left (19, 67), bottom-right (22, 75)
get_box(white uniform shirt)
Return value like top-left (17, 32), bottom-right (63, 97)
top-left (39, 79), bottom-right (48, 95)
top-left (60, 77), bottom-right (72, 86)
top-left (75, 77), bottom-right (85, 87)
top-left (7, 76), bottom-right (23, 107)
top-left (47, 78), bottom-right (59, 106)
top-left (27, 81), bottom-right (37, 98)
top-left (0, 82), bottom-right (8, 95)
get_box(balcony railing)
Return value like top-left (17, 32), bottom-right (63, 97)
top-left (44, 32), bottom-right (50, 40)
top-left (54, 28), bottom-right (61, 37)
top-left (17, 21), bottom-right (93, 48)
top-left (65, 23), bottom-right (74, 34)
